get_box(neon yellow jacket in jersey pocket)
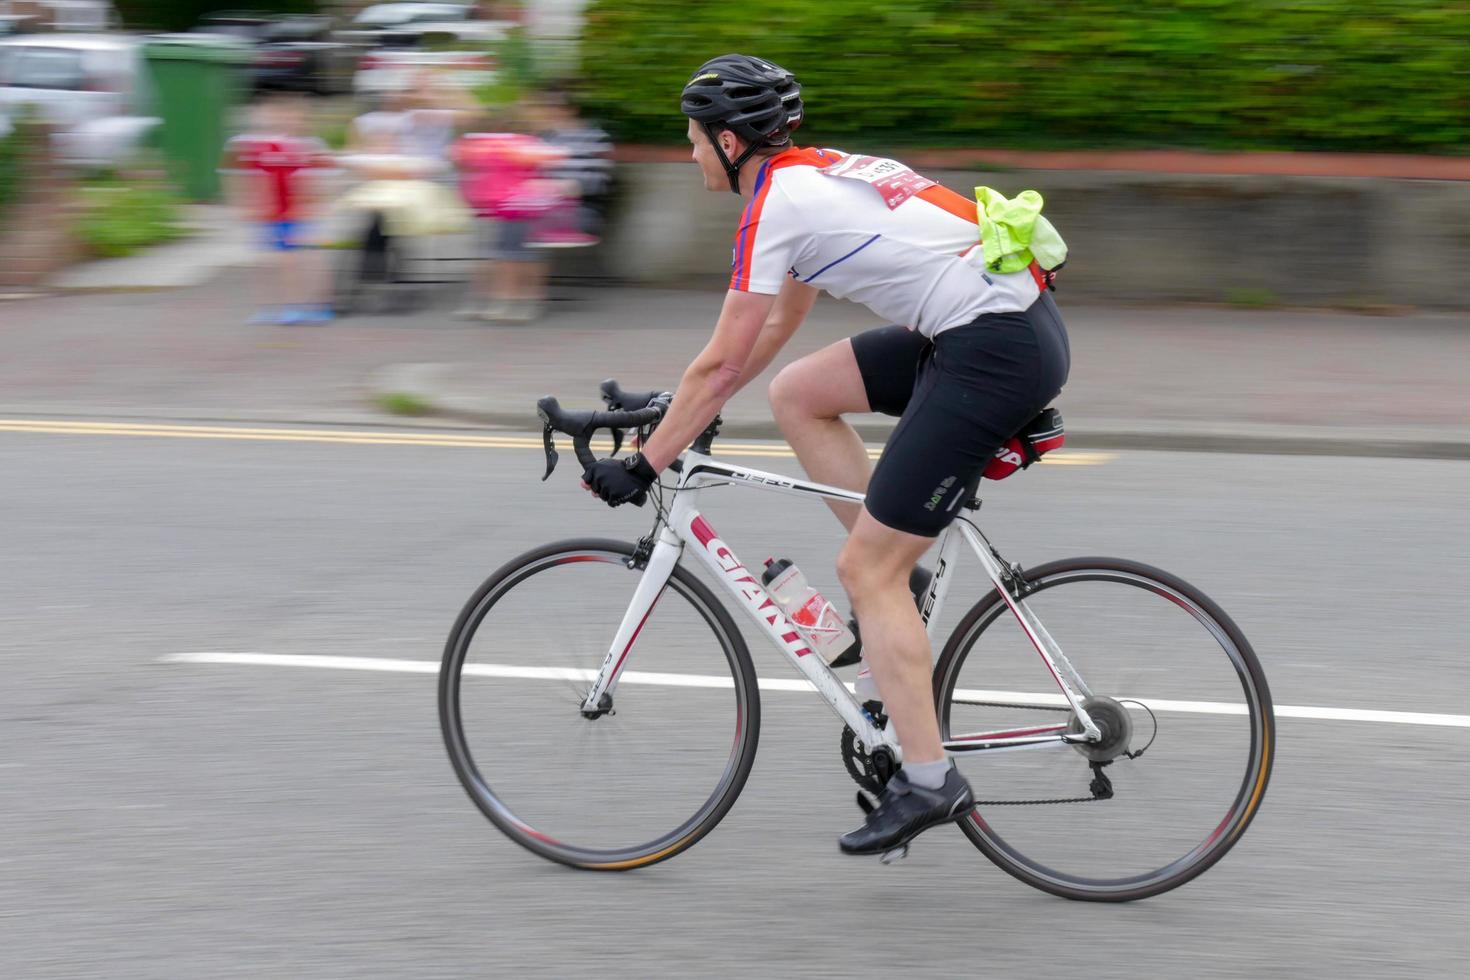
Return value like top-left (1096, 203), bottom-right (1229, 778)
top-left (974, 186), bottom-right (1068, 275)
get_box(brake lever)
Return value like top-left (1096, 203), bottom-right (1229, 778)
top-left (540, 424), bottom-right (558, 481)
top-left (610, 427), bottom-right (624, 456)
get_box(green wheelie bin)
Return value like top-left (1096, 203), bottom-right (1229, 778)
top-left (143, 35), bottom-right (251, 202)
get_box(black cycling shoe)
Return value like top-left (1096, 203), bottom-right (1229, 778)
top-left (838, 767), bottom-right (974, 856)
top-left (829, 566), bottom-right (935, 669)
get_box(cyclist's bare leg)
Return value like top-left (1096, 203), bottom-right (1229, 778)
top-left (836, 510), bottom-right (944, 764)
top-left (769, 338), bottom-right (872, 531)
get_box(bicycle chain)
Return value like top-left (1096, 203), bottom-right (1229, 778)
top-left (971, 765), bottom-right (1114, 807)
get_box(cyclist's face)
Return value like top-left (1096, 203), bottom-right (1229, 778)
top-left (687, 119), bottom-right (739, 193)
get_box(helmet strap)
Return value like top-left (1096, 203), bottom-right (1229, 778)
top-left (703, 123), bottom-right (765, 195)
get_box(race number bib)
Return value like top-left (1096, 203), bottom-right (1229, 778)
top-left (819, 154), bottom-right (935, 210)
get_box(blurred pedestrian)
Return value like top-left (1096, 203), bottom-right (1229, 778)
top-left (452, 105), bottom-right (566, 322)
top-left (333, 75), bottom-right (477, 306)
top-left (347, 72), bottom-right (476, 178)
top-left (224, 94), bottom-right (337, 325)
top-left (526, 84), bottom-right (613, 246)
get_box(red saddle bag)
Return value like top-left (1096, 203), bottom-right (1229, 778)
top-left (983, 407), bottom-right (1065, 480)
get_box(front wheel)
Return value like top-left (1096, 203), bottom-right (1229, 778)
top-left (933, 557), bottom-right (1273, 901)
top-left (440, 538), bottom-right (761, 870)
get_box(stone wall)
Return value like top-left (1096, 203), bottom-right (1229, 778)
top-left (0, 124), bottom-right (81, 289)
top-left (588, 163), bottom-right (1470, 310)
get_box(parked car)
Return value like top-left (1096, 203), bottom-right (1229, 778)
top-left (194, 12), bottom-right (358, 95)
top-left (0, 33), bottom-right (157, 168)
top-left (191, 10), bottom-right (273, 44)
top-left (0, 14), bottom-right (43, 38)
top-left (253, 15), bottom-right (358, 95)
top-left (353, 46), bottom-right (495, 98)
top-left (347, 4), bottom-right (510, 98)
top-left (346, 3), bottom-right (474, 40)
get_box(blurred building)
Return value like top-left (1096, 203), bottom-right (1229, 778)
top-left (0, 1), bottom-right (118, 32)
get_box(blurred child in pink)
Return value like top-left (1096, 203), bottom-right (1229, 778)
top-left (453, 118), bottom-right (566, 323)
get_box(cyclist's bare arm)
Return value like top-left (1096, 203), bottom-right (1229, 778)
top-left (641, 279), bottom-right (819, 470)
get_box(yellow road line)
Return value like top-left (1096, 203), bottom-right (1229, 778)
top-left (0, 418), bottom-right (1113, 465)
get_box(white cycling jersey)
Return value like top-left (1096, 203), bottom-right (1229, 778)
top-left (728, 147), bottom-right (1042, 337)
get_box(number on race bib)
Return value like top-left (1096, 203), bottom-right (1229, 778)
top-left (819, 155), bottom-right (936, 210)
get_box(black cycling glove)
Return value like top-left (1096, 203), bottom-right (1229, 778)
top-left (583, 452), bottom-right (658, 507)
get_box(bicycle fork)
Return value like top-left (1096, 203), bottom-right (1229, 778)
top-left (578, 526), bottom-right (682, 716)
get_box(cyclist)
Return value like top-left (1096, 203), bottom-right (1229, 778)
top-left (583, 54), bottom-right (1070, 856)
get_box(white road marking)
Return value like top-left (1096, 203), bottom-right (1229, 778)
top-left (160, 652), bottom-right (1470, 729)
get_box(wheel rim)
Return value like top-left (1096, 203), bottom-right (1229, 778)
top-left (939, 567), bottom-right (1271, 895)
top-left (442, 547), bottom-right (754, 867)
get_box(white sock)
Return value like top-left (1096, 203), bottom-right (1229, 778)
top-left (904, 758), bottom-right (952, 790)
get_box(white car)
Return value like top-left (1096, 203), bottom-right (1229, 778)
top-left (345, 3), bottom-right (506, 98)
top-left (0, 33), bottom-right (157, 168)
top-left (341, 3), bottom-right (475, 45)
top-left (353, 46), bottom-right (497, 98)
top-left (352, 3), bottom-right (474, 29)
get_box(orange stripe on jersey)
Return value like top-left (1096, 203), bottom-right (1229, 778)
top-left (731, 164), bottom-right (775, 291)
top-left (916, 183), bottom-right (978, 224)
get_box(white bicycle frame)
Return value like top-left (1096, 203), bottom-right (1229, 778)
top-left (577, 449), bottom-right (1102, 761)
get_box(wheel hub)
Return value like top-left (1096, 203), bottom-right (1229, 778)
top-left (580, 692), bottom-right (614, 720)
top-left (1068, 696), bottom-right (1134, 762)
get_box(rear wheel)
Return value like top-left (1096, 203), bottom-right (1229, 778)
top-left (933, 557), bottom-right (1273, 901)
top-left (440, 538), bottom-right (760, 870)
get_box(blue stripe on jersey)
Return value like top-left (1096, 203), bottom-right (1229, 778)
top-left (801, 234), bottom-right (881, 283)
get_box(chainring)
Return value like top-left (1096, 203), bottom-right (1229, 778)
top-left (840, 723), bottom-right (897, 796)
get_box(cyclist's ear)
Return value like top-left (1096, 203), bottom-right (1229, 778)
top-left (716, 128), bottom-right (743, 160)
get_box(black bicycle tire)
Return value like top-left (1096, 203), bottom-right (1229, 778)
top-left (439, 537), bottom-right (761, 871)
top-left (932, 555), bottom-right (1274, 902)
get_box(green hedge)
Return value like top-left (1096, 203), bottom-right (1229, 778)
top-left (579, 0), bottom-right (1470, 153)
top-left (0, 112), bottom-right (47, 224)
top-left (0, 121), bottom-right (27, 222)
top-left (76, 175), bottom-right (185, 258)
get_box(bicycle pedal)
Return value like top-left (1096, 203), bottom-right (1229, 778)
top-left (855, 790), bottom-right (877, 815)
top-left (879, 843), bottom-right (909, 865)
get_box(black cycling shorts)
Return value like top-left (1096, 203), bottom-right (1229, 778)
top-left (850, 293), bottom-right (1071, 537)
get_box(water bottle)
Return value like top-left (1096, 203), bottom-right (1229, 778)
top-left (761, 557), bottom-right (856, 666)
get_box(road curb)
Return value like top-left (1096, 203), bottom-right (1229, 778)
top-left (368, 363), bottom-right (1470, 461)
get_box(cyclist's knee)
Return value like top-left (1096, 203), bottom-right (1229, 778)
top-left (768, 361), bottom-right (810, 419)
top-left (769, 349), bottom-right (861, 423)
top-left (835, 544), bottom-right (869, 601)
top-left (837, 536), bottom-right (902, 601)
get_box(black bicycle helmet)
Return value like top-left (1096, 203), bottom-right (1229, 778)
top-left (681, 54), bottom-right (803, 193)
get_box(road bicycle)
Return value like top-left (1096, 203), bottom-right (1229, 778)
top-left (439, 381), bottom-right (1274, 901)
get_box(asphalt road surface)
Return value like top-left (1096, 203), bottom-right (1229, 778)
top-left (2, 419), bottom-right (1466, 978)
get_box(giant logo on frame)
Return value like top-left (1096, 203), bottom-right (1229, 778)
top-left (688, 515), bottom-right (814, 658)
